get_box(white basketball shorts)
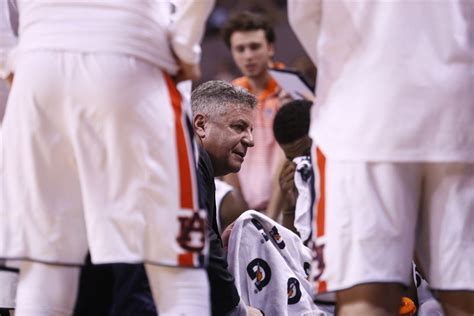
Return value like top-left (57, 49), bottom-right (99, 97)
top-left (0, 51), bottom-right (206, 267)
top-left (310, 146), bottom-right (473, 293)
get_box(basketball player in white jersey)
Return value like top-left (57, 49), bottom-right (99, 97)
top-left (289, 1), bottom-right (474, 315)
top-left (0, 1), bottom-right (18, 313)
top-left (0, 1), bottom-right (214, 315)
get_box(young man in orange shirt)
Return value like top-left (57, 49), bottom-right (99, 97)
top-left (222, 11), bottom-right (285, 218)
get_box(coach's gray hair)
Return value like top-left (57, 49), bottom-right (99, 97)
top-left (191, 80), bottom-right (257, 117)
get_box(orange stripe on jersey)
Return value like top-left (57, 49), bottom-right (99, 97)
top-left (315, 147), bottom-right (326, 237)
top-left (178, 253), bottom-right (194, 267)
top-left (164, 75), bottom-right (195, 210)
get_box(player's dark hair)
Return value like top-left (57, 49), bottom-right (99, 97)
top-left (273, 99), bottom-right (312, 144)
top-left (222, 11), bottom-right (275, 48)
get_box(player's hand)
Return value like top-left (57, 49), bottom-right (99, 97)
top-left (279, 160), bottom-right (296, 205)
top-left (175, 61), bottom-right (201, 83)
top-left (221, 221), bottom-right (235, 250)
top-left (247, 306), bottom-right (264, 316)
top-left (5, 73), bottom-right (14, 88)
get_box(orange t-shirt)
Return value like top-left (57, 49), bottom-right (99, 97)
top-left (232, 76), bottom-right (284, 210)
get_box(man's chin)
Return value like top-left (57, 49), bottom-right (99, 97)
top-left (228, 163), bottom-right (242, 174)
top-left (245, 72), bottom-right (262, 79)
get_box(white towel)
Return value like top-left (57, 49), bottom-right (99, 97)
top-left (293, 156), bottom-right (314, 244)
top-left (227, 210), bottom-right (327, 316)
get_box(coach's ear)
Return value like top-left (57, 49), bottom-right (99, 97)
top-left (193, 113), bottom-right (207, 140)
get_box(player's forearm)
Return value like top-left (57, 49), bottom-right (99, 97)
top-left (0, 0), bottom-right (18, 79)
top-left (287, 0), bottom-right (320, 66)
top-left (169, 0), bottom-right (215, 65)
top-left (281, 199), bottom-right (297, 234)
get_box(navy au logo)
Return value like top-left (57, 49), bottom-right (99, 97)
top-left (177, 211), bottom-right (205, 252)
top-left (247, 258), bottom-right (272, 292)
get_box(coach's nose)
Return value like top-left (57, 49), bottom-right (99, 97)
top-left (242, 128), bottom-right (254, 148)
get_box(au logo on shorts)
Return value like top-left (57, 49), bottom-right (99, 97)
top-left (247, 258), bottom-right (272, 292)
top-left (177, 211), bottom-right (205, 252)
top-left (287, 277), bottom-right (302, 305)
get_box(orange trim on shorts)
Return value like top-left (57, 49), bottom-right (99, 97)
top-left (315, 147), bottom-right (326, 237)
top-left (164, 75), bottom-right (195, 210)
top-left (312, 146), bottom-right (328, 294)
top-left (318, 281), bottom-right (327, 293)
top-left (178, 253), bottom-right (194, 267)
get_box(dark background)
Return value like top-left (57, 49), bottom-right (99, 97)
top-left (199, 0), bottom-right (316, 86)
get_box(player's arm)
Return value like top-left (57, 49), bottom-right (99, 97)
top-left (219, 190), bottom-right (248, 232)
top-left (287, 0), bottom-right (320, 66)
top-left (278, 159), bottom-right (298, 233)
top-left (169, 0), bottom-right (215, 82)
top-left (222, 173), bottom-right (243, 196)
top-left (0, 0), bottom-right (18, 84)
top-left (266, 154), bottom-right (287, 220)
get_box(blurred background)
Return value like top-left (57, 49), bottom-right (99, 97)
top-left (199, 0), bottom-right (316, 87)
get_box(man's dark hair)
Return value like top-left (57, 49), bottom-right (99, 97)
top-left (222, 11), bottom-right (275, 48)
top-left (273, 99), bottom-right (312, 144)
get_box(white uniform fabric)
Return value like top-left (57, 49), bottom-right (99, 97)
top-left (312, 158), bottom-right (474, 292)
top-left (14, 261), bottom-right (80, 316)
top-left (0, 49), bottom-right (17, 309)
top-left (289, 1), bottom-right (474, 294)
top-left (214, 178), bottom-right (234, 234)
top-left (6, 0), bottom-right (213, 77)
top-left (0, 0), bottom-right (18, 79)
top-left (144, 265), bottom-right (211, 316)
top-left (293, 156), bottom-right (313, 245)
top-left (288, 0), bottom-right (474, 162)
top-left (227, 210), bottom-right (327, 316)
top-left (1, 52), bottom-right (207, 266)
top-left (1, 0), bottom-right (213, 266)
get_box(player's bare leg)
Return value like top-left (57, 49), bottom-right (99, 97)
top-left (336, 283), bottom-right (403, 316)
top-left (437, 290), bottom-right (474, 316)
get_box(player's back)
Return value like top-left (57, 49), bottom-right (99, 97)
top-left (310, 0), bottom-right (474, 161)
top-left (16, 0), bottom-right (178, 73)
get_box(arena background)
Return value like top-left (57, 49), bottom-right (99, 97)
top-left (199, 0), bottom-right (316, 87)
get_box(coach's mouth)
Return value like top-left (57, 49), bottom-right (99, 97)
top-left (232, 151), bottom-right (245, 162)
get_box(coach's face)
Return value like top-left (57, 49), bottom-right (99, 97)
top-left (195, 104), bottom-right (254, 177)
